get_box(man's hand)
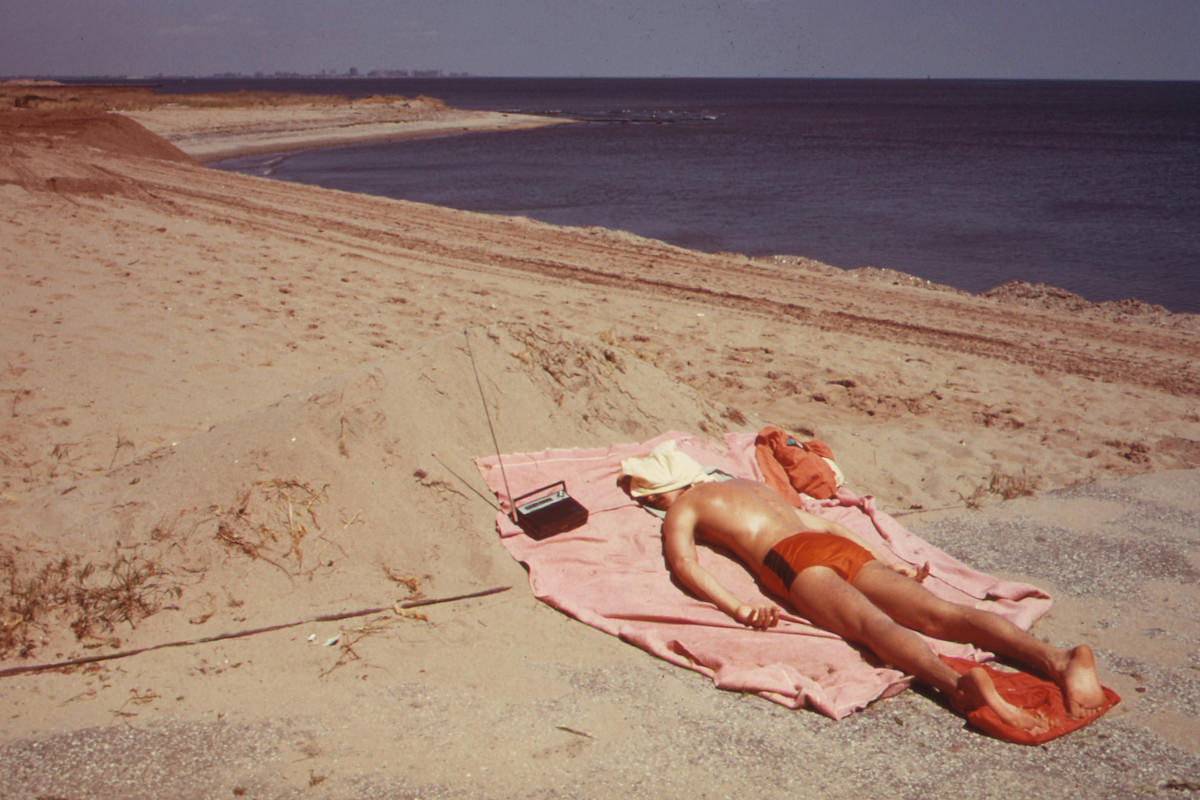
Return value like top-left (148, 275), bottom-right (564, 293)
top-left (891, 561), bottom-right (931, 582)
top-left (734, 603), bottom-right (780, 630)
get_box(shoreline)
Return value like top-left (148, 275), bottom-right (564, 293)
top-left (12, 81), bottom-right (1193, 316)
top-left (124, 107), bottom-right (576, 163)
top-left (2, 82), bottom-right (575, 163)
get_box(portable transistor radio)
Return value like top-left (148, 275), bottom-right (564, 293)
top-left (510, 480), bottom-right (589, 539)
top-left (466, 330), bottom-right (590, 540)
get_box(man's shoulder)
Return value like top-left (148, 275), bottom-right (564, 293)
top-left (666, 480), bottom-right (731, 520)
top-left (663, 498), bottom-right (696, 523)
top-left (688, 477), bottom-right (759, 502)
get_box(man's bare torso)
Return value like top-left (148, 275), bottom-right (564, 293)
top-left (664, 478), bottom-right (809, 567)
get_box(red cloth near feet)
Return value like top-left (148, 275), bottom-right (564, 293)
top-left (940, 655), bottom-right (1121, 745)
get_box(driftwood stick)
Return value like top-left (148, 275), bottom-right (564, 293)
top-left (0, 585), bottom-right (511, 679)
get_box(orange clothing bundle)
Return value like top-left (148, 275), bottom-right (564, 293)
top-left (940, 656), bottom-right (1120, 745)
top-left (754, 426), bottom-right (841, 503)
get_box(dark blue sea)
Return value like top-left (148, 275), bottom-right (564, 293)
top-left (155, 77), bottom-right (1200, 313)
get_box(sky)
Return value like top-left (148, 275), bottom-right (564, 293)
top-left (3, 0), bottom-right (1198, 80)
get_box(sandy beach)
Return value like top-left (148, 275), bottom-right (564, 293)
top-left (1, 88), bottom-right (1198, 798)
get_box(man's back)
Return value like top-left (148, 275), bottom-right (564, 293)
top-left (664, 478), bottom-right (815, 567)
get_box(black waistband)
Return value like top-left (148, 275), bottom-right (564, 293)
top-left (763, 547), bottom-right (798, 591)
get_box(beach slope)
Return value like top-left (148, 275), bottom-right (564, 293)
top-left (1, 103), bottom-right (1198, 798)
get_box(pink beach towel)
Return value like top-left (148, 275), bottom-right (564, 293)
top-left (477, 431), bottom-right (1051, 720)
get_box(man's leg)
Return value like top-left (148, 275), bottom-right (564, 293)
top-left (787, 565), bottom-right (1047, 731)
top-left (850, 561), bottom-right (1106, 717)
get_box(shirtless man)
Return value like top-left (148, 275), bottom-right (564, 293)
top-left (620, 445), bottom-right (1107, 732)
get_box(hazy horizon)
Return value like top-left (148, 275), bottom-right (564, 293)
top-left (3, 1), bottom-right (1198, 83)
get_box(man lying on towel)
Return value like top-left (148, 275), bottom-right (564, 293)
top-left (620, 440), bottom-right (1108, 735)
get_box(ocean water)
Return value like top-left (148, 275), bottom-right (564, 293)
top-left (157, 77), bottom-right (1200, 313)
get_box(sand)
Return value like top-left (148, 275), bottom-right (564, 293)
top-left (4, 83), bottom-right (573, 162)
top-left (1, 90), bottom-right (1198, 798)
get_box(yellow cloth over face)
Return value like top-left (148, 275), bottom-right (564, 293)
top-left (620, 440), bottom-right (714, 497)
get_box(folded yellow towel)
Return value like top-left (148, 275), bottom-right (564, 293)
top-left (620, 439), bottom-right (715, 497)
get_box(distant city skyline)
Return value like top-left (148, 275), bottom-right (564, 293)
top-left (134, 68), bottom-right (474, 81)
top-left (3, 0), bottom-right (1198, 82)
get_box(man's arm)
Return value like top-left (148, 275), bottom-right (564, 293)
top-left (662, 505), bottom-right (779, 629)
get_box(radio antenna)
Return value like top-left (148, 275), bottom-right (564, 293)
top-left (465, 330), bottom-right (514, 517)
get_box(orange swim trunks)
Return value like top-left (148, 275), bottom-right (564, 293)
top-left (761, 531), bottom-right (875, 597)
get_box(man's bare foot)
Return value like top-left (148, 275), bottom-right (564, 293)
top-left (1060, 645), bottom-right (1107, 718)
top-left (957, 668), bottom-right (1049, 734)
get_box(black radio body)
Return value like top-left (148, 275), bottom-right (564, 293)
top-left (511, 481), bottom-right (589, 539)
